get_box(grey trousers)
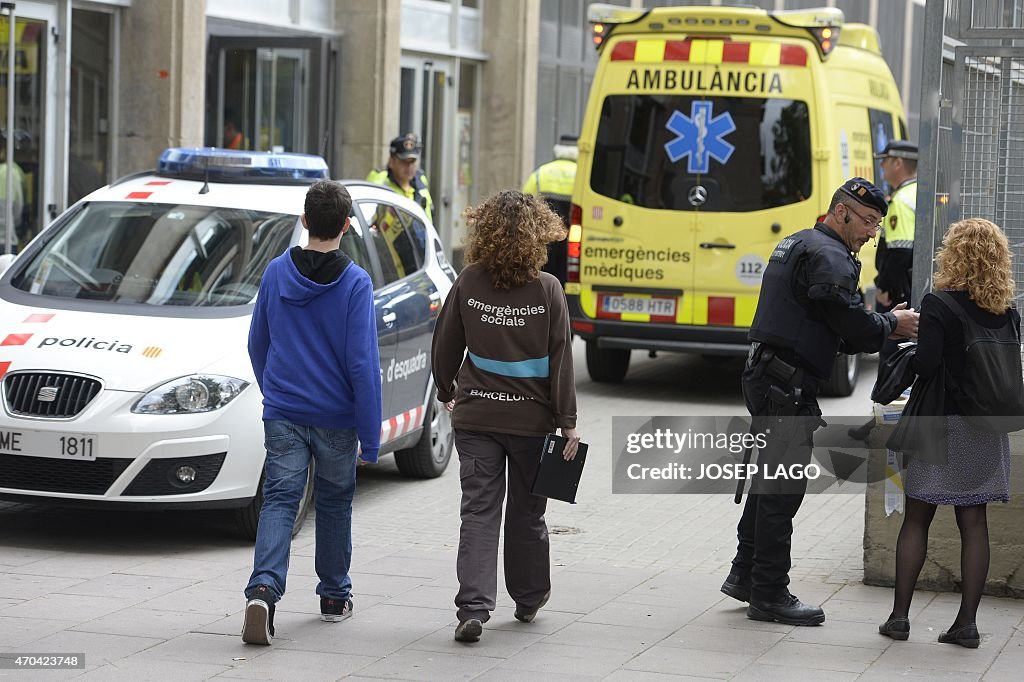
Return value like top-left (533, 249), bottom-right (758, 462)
top-left (453, 429), bottom-right (550, 623)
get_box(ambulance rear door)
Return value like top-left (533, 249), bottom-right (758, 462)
top-left (687, 37), bottom-right (820, 331)
top-left (581, 39), bottom-right (703, 328)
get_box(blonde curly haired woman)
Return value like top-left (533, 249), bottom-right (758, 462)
top-left (432, 190), bottom-right (581, 643)
top-left (879, 218), bottom-right (1017, 648)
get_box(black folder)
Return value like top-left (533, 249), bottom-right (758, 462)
top-left (530, 433), bottom-right (588, 504)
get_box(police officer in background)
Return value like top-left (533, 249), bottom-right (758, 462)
top-left (850, 141), bottom-right (918, 441)
top-left (368, 133), bottom-right (435, 224)
top-left (522, 134), bottom-right (578, 284)
top-left (720, 178), bottom-right (919, 626)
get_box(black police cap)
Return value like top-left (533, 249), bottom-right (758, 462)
top-left (873, 140), bottom-right (918, 161)
top-left (839, 177), bottom-right (888, 216)
top-left (390, 133), bottom-right (422, 160)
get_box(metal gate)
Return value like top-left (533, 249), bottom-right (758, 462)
top-left (915, 0), bottom-right (1024, 304)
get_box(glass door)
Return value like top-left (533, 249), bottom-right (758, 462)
top-left (1, 1), bottom-right (58, 254)
top-left (399, 56), bottom-right (452, 236)
top-left (207, 37), bottom-right (331, 161)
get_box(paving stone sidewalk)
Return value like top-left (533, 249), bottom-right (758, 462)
top-left (2, 347), bottom-right (1023, 680)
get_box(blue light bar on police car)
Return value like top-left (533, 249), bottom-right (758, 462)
top-left (157, 147), bottom-right (329, 185)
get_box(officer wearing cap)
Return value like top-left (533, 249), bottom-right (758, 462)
top-left (720, 178), bottom-right (919, 627)
top-left (522, 134), bottom-right (578, 284)
top-left (873, 140), bottom-right (917, 310)
top-left (367, 133), bottom-right (435, 223)
top-left (850, 141), bottom-right (919, 441)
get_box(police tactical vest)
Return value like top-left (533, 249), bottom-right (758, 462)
top-left (749, 226), bottom-right (861, 378)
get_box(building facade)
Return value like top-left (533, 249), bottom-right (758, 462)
top-left (0, 0), bottom-right (923, 260)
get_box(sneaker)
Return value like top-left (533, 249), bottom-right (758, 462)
top-left (454, 618), bottom-right (483, 643)
top-left (720, 573), bottom-right (752, 603)
top-left (514, 590), bottom-right (551, 623)
top-left (320, 597), bottom-right (353, 623)
top-left (242, 585), bottom-right (276, 645)
top-left (748, 592), bottom-right (825, 626)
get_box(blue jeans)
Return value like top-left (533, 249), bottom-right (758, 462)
top-left (245, 419), bottom-right (359, 603)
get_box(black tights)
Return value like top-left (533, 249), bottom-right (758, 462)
top-left (891, 497), bottom-right (990, 628)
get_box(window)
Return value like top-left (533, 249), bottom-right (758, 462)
top-left (359, 201), bottom-right (427, 284)
top-left (340, 209), bottom-right (374, 279)
top-left (590, 94), bottom-right (812, 212)
top-left (9, 202), bottom-right (297, 307)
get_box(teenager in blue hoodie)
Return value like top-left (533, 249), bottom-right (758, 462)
top-left (242, 180), bottom-right (382, 646)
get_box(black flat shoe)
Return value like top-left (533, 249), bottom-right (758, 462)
top-left (938, 622), bottom-right (980, 648)
top-left (878, 616), bottom-right (910, 641)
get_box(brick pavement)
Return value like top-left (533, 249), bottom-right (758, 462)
top-left (1, 344), bottom-right (1023, 679)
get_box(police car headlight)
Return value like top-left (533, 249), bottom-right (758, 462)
top-left (132, 375), bottom-right (249, 414)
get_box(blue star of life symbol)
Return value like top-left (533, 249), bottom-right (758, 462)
top-left (664, 101), bottom-right (736, 174)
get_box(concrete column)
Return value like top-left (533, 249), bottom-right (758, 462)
top-left (335, 0), bottom-right (402, 179)
top-left (477, 0), bottom-right (539, 199)
top-left (117, 0), bottom-right (206, 174)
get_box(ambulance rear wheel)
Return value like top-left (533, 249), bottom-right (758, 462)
top-left (821, 352), bottom-right (859, 397)
top-left (586, 342), bottom-right (630, 383)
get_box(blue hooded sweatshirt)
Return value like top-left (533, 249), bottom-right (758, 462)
top-left (248, 249), bottom-right (382, 462)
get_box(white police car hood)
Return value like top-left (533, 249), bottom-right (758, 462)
top-left (0, 302), bottom-right (254, 392)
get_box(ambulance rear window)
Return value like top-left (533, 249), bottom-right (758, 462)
top-left (590, 95), bottom-right (811, 212)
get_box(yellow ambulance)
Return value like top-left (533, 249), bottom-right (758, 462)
top-left (568, 4), bottom-right (907, 395)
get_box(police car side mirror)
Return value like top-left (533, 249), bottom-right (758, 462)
top-left (0, 253), bottom-right (15, 278)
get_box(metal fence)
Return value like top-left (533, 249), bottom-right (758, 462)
top-left (915, 0), bottom-right (1024, 306)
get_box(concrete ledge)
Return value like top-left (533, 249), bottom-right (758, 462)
top-left (863, 425), bottom-right (1024, 597)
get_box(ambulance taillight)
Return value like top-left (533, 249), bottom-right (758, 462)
top-left (809, 25), bottom-right (840, 56)
top-left (567, 204), bottom-right (583, 284)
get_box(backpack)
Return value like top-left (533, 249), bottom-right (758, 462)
top-left (933, 290), bottom-right (1024, 433)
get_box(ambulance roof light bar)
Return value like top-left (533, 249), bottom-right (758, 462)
top-left (588, 4), bottom-right (845, 58)
top-left (157, 148), bottom-right (330, 185)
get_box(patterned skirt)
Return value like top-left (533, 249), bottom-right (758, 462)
top-left (904, 415), bottom-right (1011, 506)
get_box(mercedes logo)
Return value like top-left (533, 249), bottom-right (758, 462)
top-left (688, 185), bottom-right (708, 207)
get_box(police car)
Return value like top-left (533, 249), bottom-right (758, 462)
top-left (0, 148), bottom-right (456, 538)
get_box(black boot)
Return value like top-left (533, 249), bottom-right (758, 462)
top-left (748, 593), bottom-right (825, 626)
top-left (848, 418), bottom-right (875, 442)
top-left (720, 573), bottom-right (751, 603)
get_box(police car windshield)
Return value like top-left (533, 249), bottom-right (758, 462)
top-left (590, 95), bottom-right (812, 212)
top-left (9, 202), bottom-right (297, 307)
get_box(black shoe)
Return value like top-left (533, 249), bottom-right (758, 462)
top-left (514, 590), bottom-right (550, 623)
top-left (242, 585), bottom-right (276, 645)
top-left (878, 615), bottom-right (910, 640)
top-left (848, 419), bottom-right (875, 442)
top-left (454, 618), bottom-right (483, 643)
top-left (938, 622), bottom-right (980, 648)
top-left (748, 593), bottom-right (825, 626)
top-left (320, 597), bottom-right (353, 623)
top-left (720, 573), bottom-right (751, 603)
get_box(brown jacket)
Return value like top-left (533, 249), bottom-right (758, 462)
top-left (431, 264), bottom-right (577, 436)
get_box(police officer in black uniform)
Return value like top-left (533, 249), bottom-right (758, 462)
top-left (720, 178), bottom-right (920, 626)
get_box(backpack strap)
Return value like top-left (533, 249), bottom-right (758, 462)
top-left (931, 290), bottom-right (971, 345)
